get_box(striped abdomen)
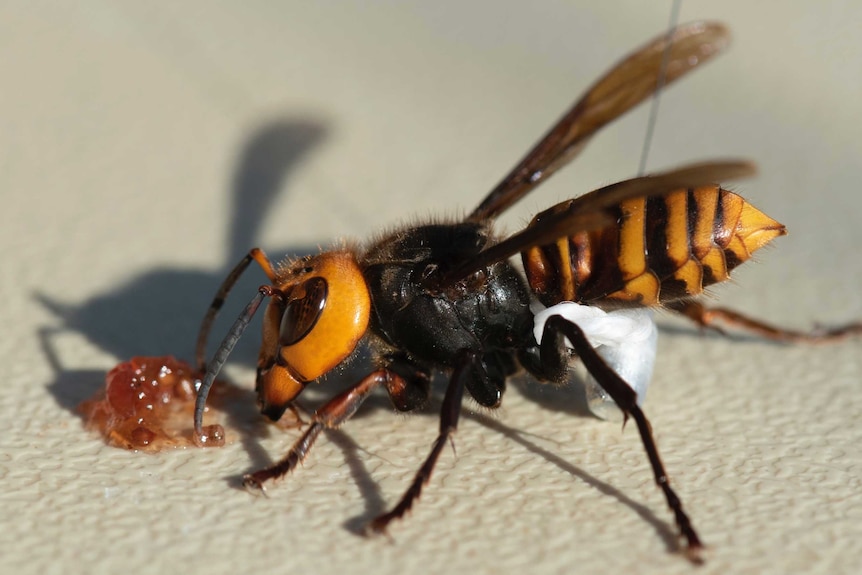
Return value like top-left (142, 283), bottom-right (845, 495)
top-left (523, 186), bottom-right (786, 307)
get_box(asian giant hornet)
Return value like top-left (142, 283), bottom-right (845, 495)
top-left (192, 22), bottom-right (861, 561)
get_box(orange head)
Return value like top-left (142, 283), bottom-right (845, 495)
top-left (255, 250), bottom-right (371, 420)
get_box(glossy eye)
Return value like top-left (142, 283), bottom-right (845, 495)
top-left (279, 277), bottom-right (328, 346)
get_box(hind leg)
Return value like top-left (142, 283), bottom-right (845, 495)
top-left (667, 300), bottom-right (862, 342)
top-left (538, 314), bottom-right (703, 562)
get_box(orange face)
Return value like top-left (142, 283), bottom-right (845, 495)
top-left (256, 250), bottom-right (371, 420)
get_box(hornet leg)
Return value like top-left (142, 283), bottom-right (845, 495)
top-left (365, 349), bottom-right (475, 534)
top-left (668, 300), bottom-right (862, 343)
top-left (244, 368), bottom-right (397, 490)
top-left (541, 314), bottom-right (704, 563)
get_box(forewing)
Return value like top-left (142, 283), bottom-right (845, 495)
top-left (468, 21), bottom-right (730, 222)
top-left (432, 160), bottom-right (755, 289)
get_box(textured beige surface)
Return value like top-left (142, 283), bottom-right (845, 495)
top-left (2, 2), bottom-right (862, 574)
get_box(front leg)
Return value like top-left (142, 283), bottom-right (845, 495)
top-left (244, 368), bottom-right (396, 490)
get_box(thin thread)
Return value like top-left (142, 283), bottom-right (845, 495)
top-left (637, 0), bottom-right (683, 176)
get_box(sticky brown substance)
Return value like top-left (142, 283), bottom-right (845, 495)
top-left (79, 356), bottom-right (226, 451)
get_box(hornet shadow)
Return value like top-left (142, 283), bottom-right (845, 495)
top-left (39, 119), bottom-right (329, 466)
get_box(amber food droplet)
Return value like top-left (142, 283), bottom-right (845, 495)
top-left (79, 356), bottom-right (227, 452)
top-left (193, 424), bottom-right (226, 448)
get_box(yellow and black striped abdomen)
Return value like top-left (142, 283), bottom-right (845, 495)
top-left (522, 186), bottom-right (786, 307)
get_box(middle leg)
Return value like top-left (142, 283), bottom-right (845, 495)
top-left (365, 349), bottom-right (477, 533)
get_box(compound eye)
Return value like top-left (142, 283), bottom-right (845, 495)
top-left (279, 277), bottom-right (328, 346)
